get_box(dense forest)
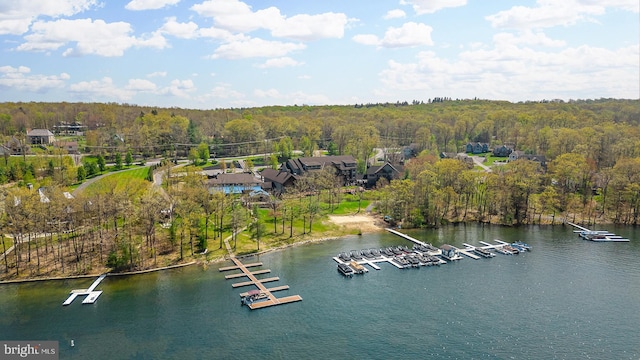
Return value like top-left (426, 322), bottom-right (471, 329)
top-left (1, 98), bottom-right (639, 280)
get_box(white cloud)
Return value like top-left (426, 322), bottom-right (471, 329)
top-left (0, 66), bottom-right (69, 92)
top-left (69, 77), bottom-right (134, 101)
top-left (125, 78), bottom-right (157, 91)
top-left (270, 13), bottom-right (348, 41)
top-left (125, 0), bottom-right (181, 11)
top-left (400, 0), bottom-right (467, 15)
top-left (384, 9), bottom-right (407, 20)
top-left (494, 30), bottom-right (566, 47)
top-left (191, 0), bottom-right (349, 41)
top-left (486, 0), bottom-right (638, 30)
top-left (16, 18), bottom-right (167, 57)
top-left (159, 79), bottom-right (196, 98)
top-left (352, 34), bottom-right (380, 46)
top-left (147, 71), bottom-right (167, 78)
top-left (378, 41), bottom-right (639, 101)
top-left (353, 22), bottom-right (434, 48)
top-left (198, 26), bottom-right (248, 42)
top-left (298, 75), bottom-right (311, 80)
top-left (211, 37), bottom-right (305, 59)
top-left (198, 83), bottom-right (245, 101)
top-left (191, 0), bottom-right (281, 33)
top-left (0, 0), bottom-right (97, 35)
top-left (159, 17), bottom-right (198, 39)
top-left (256, 57), bottom-right (304, 69)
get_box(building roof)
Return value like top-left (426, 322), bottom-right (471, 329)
top-left (27, 129), bottom-right (54, 137)
top-left (209, 173), bottom-right (261, 186)
top-left (366, 162), bottom-right (400, 175)
top-left (261, 168), bottom-right (296, 184)
top-left (293, 155), bottom-right (357, 170)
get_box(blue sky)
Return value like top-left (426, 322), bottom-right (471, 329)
top-left (0, 0), bottom-right (638, 109)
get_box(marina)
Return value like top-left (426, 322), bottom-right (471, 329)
top-left (219, 257), bottom-right (302, 310)
top-left (567, 222), bottom-right (630, 242)
top-left (62, 274), bottom-right (107, 306)
top-left (334, 230), bottom-right (533, 275)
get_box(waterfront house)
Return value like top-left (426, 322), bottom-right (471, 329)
top-left (260, 168), bottom-right (297, 194)
top-left (361, 162), bottom-right (401, 188)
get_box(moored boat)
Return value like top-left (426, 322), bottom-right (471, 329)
top-left (338, 263), bottom-right (354, 277)
top-left (349, 260), bottom-right (366, 274)
top-left (513, 241), bottom-right (532, 251)
top-left (473, 247), bottom-right (495, 258)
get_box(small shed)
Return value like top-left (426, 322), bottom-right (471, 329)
top-left (440, 244), bottom-right (458, 260)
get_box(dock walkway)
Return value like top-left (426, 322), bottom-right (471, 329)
top-left (220, 258), bottom-right (302, 310)
top-left (63, 274), bottom-right (107, 306)
top-left (566, 222), bottom-right (630, 242)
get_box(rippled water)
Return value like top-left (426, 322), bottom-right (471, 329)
top-left (1, 225), bottom-right (639, 359)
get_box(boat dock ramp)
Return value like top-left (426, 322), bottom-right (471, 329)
top-left (219, 257), bottom-right (302, 310)
top-left (566, 222), bottom-right (630, 242)
top-left (62, 274), bottom-right (107, 306)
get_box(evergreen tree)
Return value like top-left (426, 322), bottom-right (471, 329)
top-left (114, 152), bottom-right (123, 170)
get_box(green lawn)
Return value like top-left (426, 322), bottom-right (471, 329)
top-left (83, 166), bottom-right (150, 193)
top-left (485, 155), bottom-right (508, 166)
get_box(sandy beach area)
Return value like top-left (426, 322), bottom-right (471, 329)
top-left (327, 213), bottom-right (385, 233)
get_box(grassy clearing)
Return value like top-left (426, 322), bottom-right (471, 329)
top-left (83, 166), bottom-right (150, 193)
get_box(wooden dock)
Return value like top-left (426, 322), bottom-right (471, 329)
top-left (566, 222), bottom-right (630, 242)
top-left (220, 258), bottom-right (302, 310)
top-left (63, 274), bottom-right (107, 306)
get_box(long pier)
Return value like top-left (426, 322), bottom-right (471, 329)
top-left (386, 228), bottom-right (471, 260)
top-left (63, 274), bottom-right (107, 306)
top-left (220, 258), bottom-right (302, 310)
top-left (566, 222), bottom-right (630, 242)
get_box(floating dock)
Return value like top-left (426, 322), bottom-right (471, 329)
top-left (63, 274), bottom-right (106, 306)
top-left (566, 222), bottom-right (630, 242)
top-left (220, 258), bottom-right (302, 310)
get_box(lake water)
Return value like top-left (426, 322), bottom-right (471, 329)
top-left (1, 225), bottom-right (639, 359)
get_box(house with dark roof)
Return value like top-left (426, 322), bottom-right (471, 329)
top-left (26, 129), bottom-right (55, 145)
top-left (493, 145), bottom-right (513, 157)
top-left (208, 173), bottom-right (262, 194)
top-left (283, 155), bottom-right (357, 186)
top-left (261, 168), bottom-right (297, 194)
top-left (361, 162), bottom-right (401, 188)
top-left (465, 142), bottom-right (489, 154)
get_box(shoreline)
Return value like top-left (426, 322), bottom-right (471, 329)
top-left (0, 217), bottom-right (622, 283)
top-left (0, 261), bottom-right (197, 285)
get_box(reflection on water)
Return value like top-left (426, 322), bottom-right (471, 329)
top-left (1, 225), bottom-right (639, 359)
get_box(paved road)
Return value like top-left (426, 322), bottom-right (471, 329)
top-left (471, 156), bottom-right (492, 172)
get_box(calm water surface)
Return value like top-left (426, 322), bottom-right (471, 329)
top-left (1, 225), bottom-right (639, 359)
